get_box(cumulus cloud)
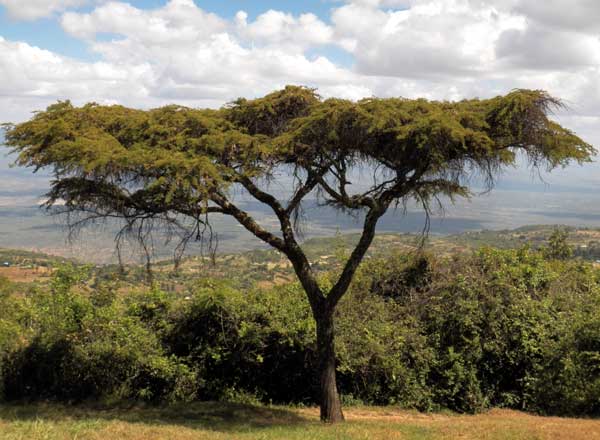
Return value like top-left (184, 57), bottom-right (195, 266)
top-left (61, 0), bottom-right (226, 42)
top-left (513, 0), bottom-right (600, 33)
top-left (0, 0), bottom-right (86, 20)
top-left (57, 0), bottom-right (361, 105)
top-left (235, 10), bottom-right (333, 51)
top-left (332, 0), bottom-right (527, 79)
top-left (0, 0), bottom-right (599, 133)
top-left (495, 24), bottom-right (600, 71)
top-left (0, 0), bottom-right (378, 122)
top-left (0, 36), bottom-right (156, 121)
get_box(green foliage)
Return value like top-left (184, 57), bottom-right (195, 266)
top-left (1, 265), bottom-right (195, 403)
top-left (226, 85), bottom-right (319, 136)
top-left (544, 227), bottom-right (573, 260)
top-left (361, 247), bottom-right (600, 414)
top-left (165, 280), bottom-right (316, 403)
top-left (2, 248), bottom-right (600, 415)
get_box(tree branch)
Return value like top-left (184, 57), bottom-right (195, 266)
top-left (235, 174), bottom-right (287, 215)
top-left (210, 191), bottom-right (288, 252)
top-left (226, 174), bottom-right (327, 309)
top-left (326, 204), bottom-right (386, 309)
top-left (315, 175), bottom-right (376, 210)
top-left (286, 170), bottom-right (322, 215)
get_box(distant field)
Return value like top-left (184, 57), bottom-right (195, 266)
top-left (2, 224), bottom-right (600, 287)
top-left (0, 403), bottom-right (599, 440)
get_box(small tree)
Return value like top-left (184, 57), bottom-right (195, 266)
top-left (4, 86), bottom-right (593, 422)
top-left (545, 227), bottom-right (573, 260)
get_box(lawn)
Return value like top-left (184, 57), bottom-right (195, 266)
top-left (0, 403), bottom-right (599, 440)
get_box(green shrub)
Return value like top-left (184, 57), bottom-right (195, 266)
top-left (165, 280), bottom-right (316, 403)
top-left (1, 265), bottom-right (194, 403)
top-left (361, 248), bottom-right (600, 414)
top-left (2, 250), bottom-right (600, 416)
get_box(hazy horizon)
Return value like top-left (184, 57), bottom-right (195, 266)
top-left (4, 139), bottom-right (600, 263)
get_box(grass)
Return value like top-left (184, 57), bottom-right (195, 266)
top-left (0, 403), bottom-right (599, 440)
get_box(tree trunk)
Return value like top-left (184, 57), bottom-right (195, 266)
top-left (315, 309), bottom-right (344, 423)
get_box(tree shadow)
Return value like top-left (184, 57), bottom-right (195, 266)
top-left (0, 401), bottom-right (315, 433)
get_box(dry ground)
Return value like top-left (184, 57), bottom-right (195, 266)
top-left (0, 403), bottom-right (599, 440)
top-left (0, 266), bottom-right (52, 283)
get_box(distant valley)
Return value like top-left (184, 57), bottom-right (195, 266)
top-left (4, 140), bottom-right (600, 264)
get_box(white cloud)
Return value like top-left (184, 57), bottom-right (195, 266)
top-left (332, 0), bottom-right (526, 79)
top-left (0, 1), bottom-right (378, 122)
top-left (61, 0), bottom-right (226, 42)
top-left (0, 36), bottom-right (153, 121)
top-left (513, 0), bottom-right (600, 33)
top-left (0, 0), bottom-right (86, 20)
top-left (57, 1), bottom-right (373, 105)
top-left (496, 24), bottom-right (600, 71)
top-left (0, 0), bottom-right (598, 138)
top-left (235, 9), bottom-right (333, 51)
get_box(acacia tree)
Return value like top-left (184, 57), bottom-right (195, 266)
top-left (4, 86), bottom-right (593, 422)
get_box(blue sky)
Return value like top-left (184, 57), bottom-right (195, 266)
top-left (112, 0), bottom-right (336, 18)
top-left (0, 14), bottom-right (91, 58)
top-left (196, 0), bottom-right (335, 20)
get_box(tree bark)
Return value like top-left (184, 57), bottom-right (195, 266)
top-left (315, 308), bottom-right (344, 423)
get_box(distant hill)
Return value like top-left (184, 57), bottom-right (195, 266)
top-left (194, 224), bottom-right (598, 288)
top-left (2, 224), bottom-right (594, 288)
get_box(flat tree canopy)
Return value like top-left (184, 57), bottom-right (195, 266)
top-left (4, 86), bottom-right (594, 422)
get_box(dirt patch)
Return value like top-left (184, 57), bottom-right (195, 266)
top-left (0, 266), bottom-right (52, 282)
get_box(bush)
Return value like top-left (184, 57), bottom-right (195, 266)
top-left (165, 279), bottom-right (316, 403)
top-left (1, 266), bottom-right (194, 403)
top-left (2, 250), bottom-right (600, 416)
top-left (360, 248), bottom-right (600, 414)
